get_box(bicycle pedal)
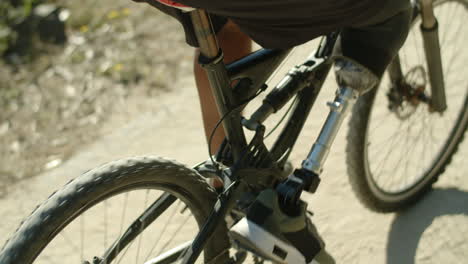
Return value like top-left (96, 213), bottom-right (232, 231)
top-left (230, 235), bottom-right (277, 263)
top-left (228, 250), bottom-right (248, 264)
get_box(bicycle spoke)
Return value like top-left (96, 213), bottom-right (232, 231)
top-left (371, 120), bottom-right (406, 184)
top-left (104, 199), bottom-right (109, 251)
top-left (81, 212), bottom-right (85, 262)
top-left (382, 114), bottom-right (417, 190)
top-left (402, 115), bottom-right (426, 189)
top-left (159, 212), bottom-right (193, 257)
top-left (58, 232), bottom-right (81, 255)
top-left (136, 189), bottom-right (151, 263)
top-left (369, 112), bottom-right (394, 135)
top-left (419, 111), bottom-right (430, 177)
top-left (443, 22), bottom-right (465, 76)
top-left (117, 192), bottom-right (129, 255)
top-left (397, 117), bottom-right (413, 190)
top-left (370, 128), bottom-right (410, 151)
top-left (144, 200), bottom-right (182, 261)
top-left (115, 238), bottom-right (136, 264)
top-left (411, 28), bottom-right (423, 65)
top-left (440, 3), bottom-right (457, 47)
top-left (101, 192), bottom-right (178, 263)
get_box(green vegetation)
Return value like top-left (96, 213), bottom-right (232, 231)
top-left (0, 0), bottom-right (41, 56)
top-left (1, 0), bottom-right (69, 62)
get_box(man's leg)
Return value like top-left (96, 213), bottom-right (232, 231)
top-left (338, 0), bottom-right (413, 79)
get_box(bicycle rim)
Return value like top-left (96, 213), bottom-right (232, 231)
top-left (364, 0), bottom-right (468, 199)
top-left (34, 188), bottom-right (203, 264)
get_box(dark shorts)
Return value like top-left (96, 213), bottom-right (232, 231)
top-left (177, 0), bottom-right (412, 76)
top-left (137, 0), bottom-right (412, 76)
top-left (178, 1), bottom-right (407, 45)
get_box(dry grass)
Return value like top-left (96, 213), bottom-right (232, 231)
top-left (0, 0), bottom-right (193, 195)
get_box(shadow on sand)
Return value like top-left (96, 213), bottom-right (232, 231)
top-left (386, 188), bottom-right (468, 263)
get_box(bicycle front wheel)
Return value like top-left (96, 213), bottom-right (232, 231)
top-left (347, 0), bottom-right (468, 212)
top-left (0, 157), bottom-right (230, 264)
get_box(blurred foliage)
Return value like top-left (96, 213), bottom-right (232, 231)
top-left (0, 0), bottom-right (41, 55)
top-left (0, 0), bottom-right (189, 187)
top-left (0, 0), bottom-right (68, 62)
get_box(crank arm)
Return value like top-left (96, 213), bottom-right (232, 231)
top-left (181, 181), bottom-right (243, 264)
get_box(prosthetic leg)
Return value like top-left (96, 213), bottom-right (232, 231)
top-left (230, 57), bottom-right (379, 264)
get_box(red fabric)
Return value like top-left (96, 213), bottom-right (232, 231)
top-left (155, 0), bottom-right (190, 8)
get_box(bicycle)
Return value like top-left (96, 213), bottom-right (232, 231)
top-left (0, 0), bottom-right (466, 263)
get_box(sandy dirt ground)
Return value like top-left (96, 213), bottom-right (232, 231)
top-left (1, 17), bottom-right (467, 264)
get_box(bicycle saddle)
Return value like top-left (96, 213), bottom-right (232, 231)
top-left (131, 0), bottom-right (200, 46)
top-left (154, 0), bottom-right (195, 11)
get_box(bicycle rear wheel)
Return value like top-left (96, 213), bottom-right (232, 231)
top-left (347, 0), bottom-right (468, 212)
top-left (0, 157), bottom-right (230, 263)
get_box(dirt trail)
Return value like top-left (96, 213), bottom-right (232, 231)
top-left (1, 47), bottom-right (467, 263)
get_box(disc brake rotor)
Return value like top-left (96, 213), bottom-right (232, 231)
top-left (387, 65), bottom-right (428, 120)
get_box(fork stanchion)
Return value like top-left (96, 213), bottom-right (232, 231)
top-left (419, 0), bottom-right (447, 112)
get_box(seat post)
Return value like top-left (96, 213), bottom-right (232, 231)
top-left (189, 9), bottom-right (248, 160)
top-left (190, 9), bottom-right (219, 58)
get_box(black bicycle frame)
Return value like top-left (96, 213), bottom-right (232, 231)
top-left (181, 10), bottom-right (337, 264)
top-left (94, 2), bottom-right (449, 263)
top-left (190, 10), bottom-right (337, 167)
top-left (184, 4), bottom-right (449, 262)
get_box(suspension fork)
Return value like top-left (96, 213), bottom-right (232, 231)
top-left (419, 0), bottom-right (447, 112)
top-left (389, 0), bottom-right (447, 112)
